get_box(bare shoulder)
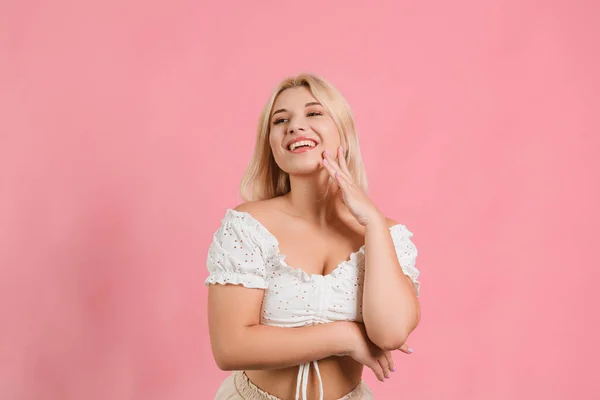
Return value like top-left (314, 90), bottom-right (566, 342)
top-left (233, 198), bottom-right (287, 221)
top-left (234, 198), bottom-right (279, 213)
top-left (233, 200), bottom-right (263, 213)
top-left (385, 216), bottom-right (401, 228)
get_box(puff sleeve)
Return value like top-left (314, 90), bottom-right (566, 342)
top-left (390, 224), bottom-right (421, 297)
top-left (204, 211), bottom-right (268, 289)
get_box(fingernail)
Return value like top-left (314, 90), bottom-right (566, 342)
top-left (408, 347), bottom-right (414, 353)
top-left (325, 149), bottom-right (330, 155)
top-left (323, 158), bottom-right (328, 164)
top-left (391, 367), bottom-right (396, 372)
top-left (385, 375), bottom-right (390, 379)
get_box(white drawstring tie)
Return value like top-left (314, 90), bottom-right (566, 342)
top-left (295, 361), bottom-right (323, 400)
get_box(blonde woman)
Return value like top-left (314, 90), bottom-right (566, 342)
top-left (205, 74), bottom-right (421, 400)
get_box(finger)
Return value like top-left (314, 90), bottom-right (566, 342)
top-left (323, 161), bottom-right (342, 191)
top-left (398, 343), bottom-right (414, 354)
top-left (334, 170), bottom-right (350, 191)
top-left (322, 154), bottom-right (339, 182)
top-left (378, 355), bottom-right (391, 380)
top-left (323, 153), bottom-right (350, 191)
top-left (323, 149), bottom-right (351, 181)
top-left (369, 360), bottom-right (385, 382)
top-left (383, 350), bottom-right (395, 373)
top-left (337, 145), bottom-right (352, 176)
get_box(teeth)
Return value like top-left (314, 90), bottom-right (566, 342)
top-left (289, 140), bottom-right (317, 151)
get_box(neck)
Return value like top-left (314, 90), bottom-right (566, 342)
top-left (282, 169), bottom-right (342, 224)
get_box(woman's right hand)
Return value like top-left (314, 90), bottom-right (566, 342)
top-left (345, 322), bottom-right (395, 382)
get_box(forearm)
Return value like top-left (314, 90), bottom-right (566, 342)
top-left (362, 215), bottom-right (420, 350)
top-left (212, 321), bottom-right (356, 371)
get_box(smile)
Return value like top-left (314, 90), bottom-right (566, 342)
top-left (287, 139), bottom-right (318, 153)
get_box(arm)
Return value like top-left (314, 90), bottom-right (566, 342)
top-left (208, 283), bottom-right (356, 371)
top-left (318, 146), bottom-right (421, 352)
top-left (361, 213), bottom-right (421, 351)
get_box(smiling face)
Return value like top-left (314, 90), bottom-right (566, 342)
top-left (268, 86), bottom-right (341, 175)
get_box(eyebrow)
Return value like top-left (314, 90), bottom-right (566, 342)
top-left (271, 102), bottom-right (322, 117)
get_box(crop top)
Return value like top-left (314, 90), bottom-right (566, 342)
top-left (205, 208), bottom-right (421, 400)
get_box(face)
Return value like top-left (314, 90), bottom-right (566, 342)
top-left (268, 86), bottom-right (341, 175)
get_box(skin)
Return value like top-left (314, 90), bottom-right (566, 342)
top-left (207, 86), bottom-right (420, 399)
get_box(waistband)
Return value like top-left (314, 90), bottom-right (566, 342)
top-left (233, 371), bottom-right (281, 400)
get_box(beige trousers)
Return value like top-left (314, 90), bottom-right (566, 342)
top-left (214, 371), bottom-right (374, 400)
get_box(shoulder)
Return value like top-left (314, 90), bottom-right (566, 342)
top-left (220, 198), bottom-right (286, 243)
top-left (383, 216), bottom-right (415, 239)
top-left (384, 216), bottom-right (409, 232)
top-left (210, 202), bottom-right (274, 253)
top-left (216, 200), bottom-right (274, 226)
top-left (233, 197), bottom-right (288, 223)
top-left (385, 217), bottom-right (399, 228)
top-left (234, 197), bottom-right (284, 213)
top-left (233, 200), bottom-right (271, 214)
top-left (214, 200), bottom-right (274, 234)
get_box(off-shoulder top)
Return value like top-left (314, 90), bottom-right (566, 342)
top-left (205, 208), bottom-right (421, 400)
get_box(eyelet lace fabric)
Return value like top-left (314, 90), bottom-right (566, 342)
top-left (205, 208), bottom-right (421, 400)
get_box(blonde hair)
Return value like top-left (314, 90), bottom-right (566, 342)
top-left (239, 73), bottom-right (368, 202)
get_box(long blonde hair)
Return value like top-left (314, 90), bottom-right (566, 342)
top-left (239, 73), bottom-right (368, 202)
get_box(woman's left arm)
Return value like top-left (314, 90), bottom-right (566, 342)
top-left (322, 146), bottom-right (421, 351)
top-left (361, 213), bottom-right (420, 351)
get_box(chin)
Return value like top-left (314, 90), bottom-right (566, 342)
top-left (284, 161), bottom-right (322, 175)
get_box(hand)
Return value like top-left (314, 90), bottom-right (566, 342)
top-left (322, 146), bottom-right (382, 226)
top-left (344, 322), bottom-right (413, 382)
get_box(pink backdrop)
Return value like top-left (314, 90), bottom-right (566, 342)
top-left (1, 0), bottom-right (598, 399)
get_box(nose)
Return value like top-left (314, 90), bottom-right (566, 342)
top-left (287, 115), bottom-right (308, 135)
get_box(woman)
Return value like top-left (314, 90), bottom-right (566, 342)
top-left (205, 74), bottom-right (421, 400)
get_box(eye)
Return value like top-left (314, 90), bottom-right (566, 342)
top-left (273, 118), bottom-right (288, 125)
top-left (307, 111), bottom-right (323, 117)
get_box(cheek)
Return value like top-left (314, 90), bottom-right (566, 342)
top-left (269, 130), bottom-right (285, 154)
top-left (315, 120), bottom-right (340, 142)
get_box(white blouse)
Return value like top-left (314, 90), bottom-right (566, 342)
top-left (205, 208), bottom-right (421, 400)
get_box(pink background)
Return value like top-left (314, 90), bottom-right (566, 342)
top-left (1, 0), bottom-right (598, 399)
